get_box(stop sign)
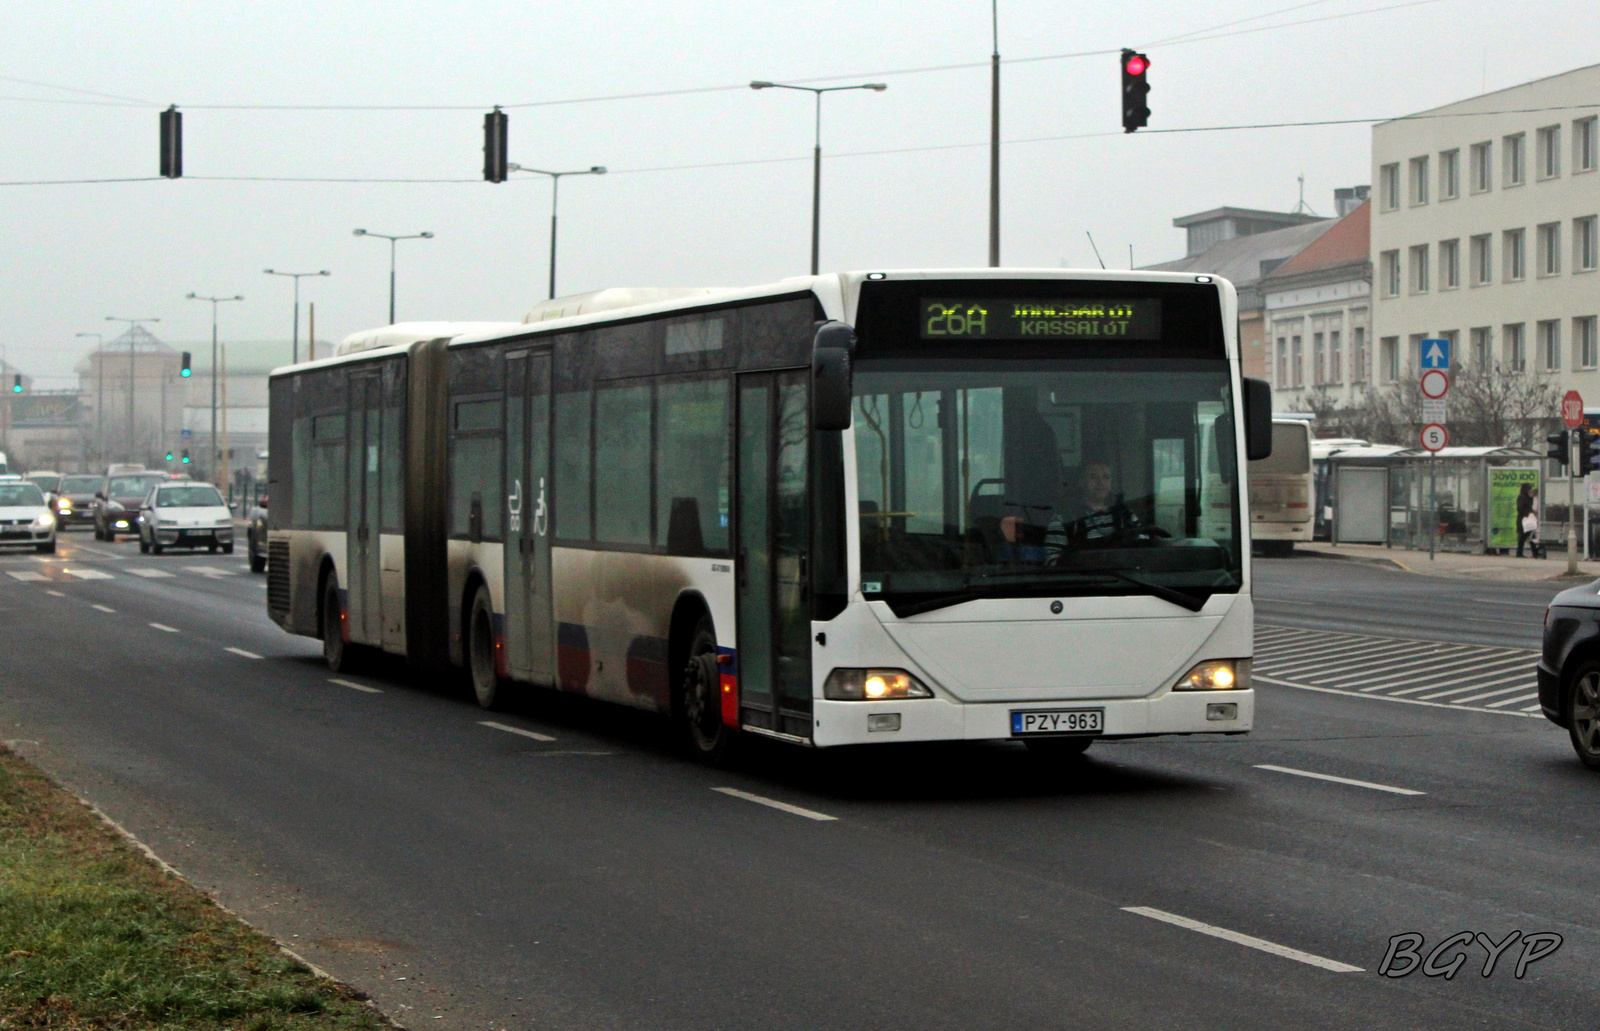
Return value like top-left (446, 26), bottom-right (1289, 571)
top-left (1563, 390), bottom-right (1585, 428)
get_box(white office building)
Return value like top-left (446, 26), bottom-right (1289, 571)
top-left (1370, 64), bottom-right (1599, 402)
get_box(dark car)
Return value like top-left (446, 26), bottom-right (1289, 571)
top-left (244, 495), bottom-right (269, 573)
top-left (1538, 581), bottom-right (1600, 769)
top-left (93, 471), bottom-right (165, 540)
top-left (52, 474), bottom-right (102, 528)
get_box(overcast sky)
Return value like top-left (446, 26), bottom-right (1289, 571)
top-left (4, 0), bottom-right (1597, 387)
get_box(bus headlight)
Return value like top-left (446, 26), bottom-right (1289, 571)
top-left (1174, 659), bottom-right (1249, 691)
top-left (823, 668), bottom-right (933, 700)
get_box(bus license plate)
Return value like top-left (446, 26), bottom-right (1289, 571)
top-left (1011, 708), bottom-right (1104, 736)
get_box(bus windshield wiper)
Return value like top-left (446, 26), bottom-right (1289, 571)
top-left (974, 567), bottom-right (1209, 612)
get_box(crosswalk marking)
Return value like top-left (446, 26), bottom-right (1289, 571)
top-left (62, 568), bottom-right (113, 580)
top-left (1255, 625), bottom-right (1539, 718)
top-left (183, 566), bottom-right (236, 576)
top-left (6, 570), bottom-right (48, 581)
top-left (125, 568), bottom-right (175, 578)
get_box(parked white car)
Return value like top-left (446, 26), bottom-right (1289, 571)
top-left (138, 482), bottom-right (234, 555)
top-left (0, 476), bottom-right (57, 553)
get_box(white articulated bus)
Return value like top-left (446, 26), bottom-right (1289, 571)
top-left (265, 270), bottom-right (1272, 760)
top-left (1248, 418), bottom-right (1314, 555)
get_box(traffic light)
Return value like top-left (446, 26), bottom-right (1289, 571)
top-left (180, 351), bottom-right (192, 378)
top-left (483, 106), bottom-right (508, 183)
top-left (1120, 49), bottom-right (1151, 133)
top-left (10, 374), bottom-right (19, 393)
top-left (1547, 431), bottom-right (1570, 467)
top-left (165, 451), bottom-right (174, 462)
top-left (159, 105), bottom-right (182, 178)
top-left (1578, 429), bottom-right (1598, 476)
top-left (181, 449), bottom-right (190, 464)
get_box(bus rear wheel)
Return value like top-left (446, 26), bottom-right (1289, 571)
top-left (467, 585), bottom-right (507, 710)
top-left (680, 617), bottom-right (732, 764)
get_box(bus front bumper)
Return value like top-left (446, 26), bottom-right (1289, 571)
top-left (810, 689), bottom-right (1253, 748)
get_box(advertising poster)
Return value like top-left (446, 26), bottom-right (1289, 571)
top-left (1489, 467), bottom-right (1540, 549)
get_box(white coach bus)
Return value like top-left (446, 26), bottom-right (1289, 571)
top-left (1247, 418), bottom-right (1314, 555)
top-left (265, 270), bottom-right (1272, 760)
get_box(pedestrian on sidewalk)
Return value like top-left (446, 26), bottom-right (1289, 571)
top-left (1517, 482), bottom-right (1537, 557)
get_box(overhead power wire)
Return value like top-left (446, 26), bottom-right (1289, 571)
top-left (0, 0), bottom-right (1452, 112)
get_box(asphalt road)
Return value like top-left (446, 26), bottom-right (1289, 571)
top-left (2, 536), bottom-right (1597, 1030)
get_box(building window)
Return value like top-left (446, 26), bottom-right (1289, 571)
top-left (1292, 335), bottom-right (1304, 388)
top-left (1504, 133), bottom-right (1525, 186)
top-left (1539, 320), bottom-right (1561, 371)
top-left (1380, 163), bottom-right (1400, 210)
top-left (1504, 228), bottom-right (1526, 281)
top-left (1276, 337), bottom-right (1288, 387)
top-left (1471, 141), bottom-right (1493, 192)
top-left (1470, 326), bottom-right (1493, 367)
top-left (1504, 323), bottom-right (1526, 372)
top-left (1409, 244), bottom-right (1430, 293)
top-left (1537, 222), bottom-right (1561, 276)
top-left (1313, 332), bottom-right (1325, 385)
top-left (1381, 249), bottom-right (1401, 296)
top-left (1471, 233), bottom-right (1493, 285)
top-left (1439, 148), bottom-right (1460, 200)
top-left (1353, 326), bottom-right (1367, 383)
top-left (1576, 215), bottom-right (1598, 272)
top-left (1409, 155), bottom-right (1429, 205)
top-left (1576, 316), bottom-right (1598, 370)
top-left (1439, 238), bottom-right (1459, 289)
top-left (1330, 329), bottom-right (1343, 384)
top-left (1381, 337), bottom-right (1400, 382)
top-left (1537, 125), bottom-right (1562, 180)
top-left (1577, 117), bottom-right (1597, 173)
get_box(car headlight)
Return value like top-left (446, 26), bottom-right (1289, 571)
top-left (823, 668), bottom-right (934, 700)
top-left (56, 499), bottom-right (71, 511)
top-left (33, 512), bottom-right (54, 527)
top-left (1173, 659), bottom-right (1250, 691)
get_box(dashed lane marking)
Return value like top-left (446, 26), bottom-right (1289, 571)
top-left (330, 678), bottom-right (382, 694)
top-left (711, 786), bottom-right (838, 822)
top-left (124, 568), bottom-right (175, 578)
top-left (62, 568), bottom-right (113, 580)
top-left (479, 720), bottom-right (557, 742)
top-left (1254, 764), bottom-right (1425, 796)
top-left (91, 604), bottom-right (116, 613)
top-left (225, 647), bottom-right (263, 659)
top-left (6, 571), bottom-right (48, 582)
top-left (44, 590), bottom-right (64, 597)
top-left (149, 623), bottom-right (179, 633)
top-left (1121, 907), bottom-right (1363, 973)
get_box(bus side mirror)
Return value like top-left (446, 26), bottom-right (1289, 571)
top-left (1244, 377), bottom-right (1273, 461)
top-left (812, 321), bottom-right (855, 432)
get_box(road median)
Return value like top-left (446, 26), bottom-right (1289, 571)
top-left (0, 744), bottom-right (400, 1031)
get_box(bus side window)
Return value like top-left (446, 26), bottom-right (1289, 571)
top-left (554, 390), bottom-right (592, 541)
top-left (656, 377), bottom-right (730, 556)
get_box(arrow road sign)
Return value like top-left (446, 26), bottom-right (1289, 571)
top-left (1420, 369), bottom-right (1449, 399)
top-left (1420, 423), bottom-right (1448, 452)
top-left (1420, 337), bottom-right (1451, 370)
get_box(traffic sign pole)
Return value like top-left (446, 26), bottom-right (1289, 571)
top-left (1565, 391), bottom-right (1584, 574)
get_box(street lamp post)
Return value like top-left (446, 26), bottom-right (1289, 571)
top-left (508, 164), bottom-right (606, 300)
top-left (750, 79), bottom-right (886, 276)
top-left (263, 269), bottom-right (331, 364)
top-left (105, 317), bottom-right (160, 463)
top-left (184, 294), bottom-right (242, 482)
top-left (76, 332), bottom-right (104, 465)
top-left (988, 0), bottom-right (1001, 267)
top-left (352, 229), bottom-right (432, 325)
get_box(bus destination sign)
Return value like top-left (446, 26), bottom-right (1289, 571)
top-left (920, 298), bottom-right (1161, 341)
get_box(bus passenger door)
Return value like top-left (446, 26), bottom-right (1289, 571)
top-left (735, 370), bottom-right (812, 738)
top-left (504, 350), bottom-right (555, 683)
top-left (348, 373), bottom-right (383, 643)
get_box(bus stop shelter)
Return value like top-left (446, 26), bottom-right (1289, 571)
top-left (1325, 446), bottom-right (1547, 553)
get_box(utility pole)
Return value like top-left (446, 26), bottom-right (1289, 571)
top-left (185, 294), bottom-right (242, 481)
top-left (105, 318), bottom-right (160, 464)
top-left (988, 0), bottom-right (1001, 267)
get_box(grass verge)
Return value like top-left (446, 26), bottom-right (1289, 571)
top-left (0, 745), bottom-right (398, 1030)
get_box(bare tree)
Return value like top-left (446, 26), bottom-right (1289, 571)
top-left (1300, 365), bottom-right (1558, 447)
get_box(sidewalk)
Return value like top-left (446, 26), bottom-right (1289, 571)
top-left (1291, 540), bottom-right (1600, 582)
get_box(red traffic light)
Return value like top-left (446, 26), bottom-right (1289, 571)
top-left (1124, 54), bottom-right (1148, 76)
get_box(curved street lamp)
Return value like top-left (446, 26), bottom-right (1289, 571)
top-left (263, 269), bottom-right (331, 363)
top-left (508, 164), bottom-right (607, 300)
top-left (353, 229), bottom-right (433, 324)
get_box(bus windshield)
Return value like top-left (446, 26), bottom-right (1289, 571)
top-left (853, 361), bottom-right (1242, 613)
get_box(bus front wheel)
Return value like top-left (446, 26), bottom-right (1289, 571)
top-left (322, 576), bottom-right (354, 673)
top-left (468, 585), bottom-right (507, 711)
top-left (681, 616), bottom-right (732, 764)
